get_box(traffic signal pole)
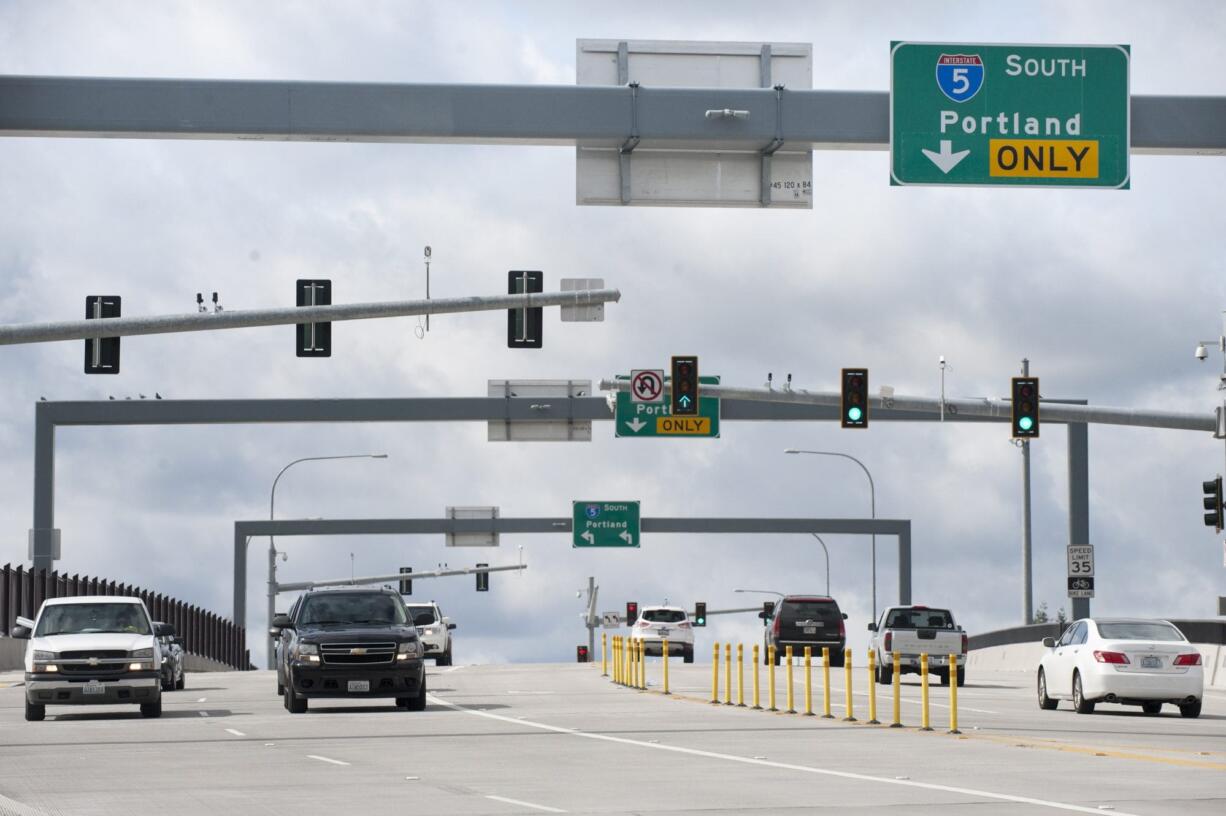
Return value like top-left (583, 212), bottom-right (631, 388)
top-left (1021, 359), bottom-right (1034, 625)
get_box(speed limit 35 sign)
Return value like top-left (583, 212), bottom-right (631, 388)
top-left (1067, 544), bottom-right (1095, 598)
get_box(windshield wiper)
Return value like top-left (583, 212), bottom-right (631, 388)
top-left (305, 619), bottom-right (351, 626)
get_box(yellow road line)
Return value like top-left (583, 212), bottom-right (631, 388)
top-left (967, 732), bottom-right (1226, 770)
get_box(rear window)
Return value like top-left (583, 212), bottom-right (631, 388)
top-left (1097, 622), bottom-right (1184, 642)
top-left (643, 609), bottom-right (686, 623)
top-left (781, 601), bottom-right (840, 623)
top-left (406, 606), bottom-right (438, 626)
top-left (887, 608), bottom-right (954, 629)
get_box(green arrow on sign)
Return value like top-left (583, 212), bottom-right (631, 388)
top-left (891, 42), bottom-right (1130, 188)
top-left (573, 501), bottom-right (641, 548)
top-left (614, 375), bottom-right (720, 438)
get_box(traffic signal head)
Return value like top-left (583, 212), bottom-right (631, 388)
top-left (576, 645), bottom-right (590, 663)
top-left (841, 368), bottom-right (869, 428)
top-left (476, 563), bottom-right (489, 592)
top-left (693, 602), bottom-right (707, 627)
top-left (671, 356), bottom-right (699, 416)
top-left (1012, 377), bottom-right (1040, 438)
top-left (399, 567), bottom-right (412, 596)
top-left (625, 601), bottom-right (639, 625)
top-left (1203, 476), bottom-right (1224, 532)
top-left (761, 601), bottom-right (775, 625)
top-left (507, 270), bottom-right (543, 348)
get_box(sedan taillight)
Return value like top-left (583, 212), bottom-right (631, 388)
top-left (677, 621), bottom-right (691, 629)
top-left (1093, 650), bottom-right (1129, 664)
top-left (1173, 653), bottom-right (1202, 666)
top-left (634, 620), bottom-right (649, 628)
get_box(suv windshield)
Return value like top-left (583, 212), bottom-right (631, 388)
top-left (780, 601), bottom-right (840, 623)
top-left (299, 593), bottom-right (407, 626)
top-left (35, 603), bottom-right (150, 636)
top-left (406, 606), bottom-right (438, 626)
top-left (887, 608), bottom-right (954, 629)
top-left (1097, 622), bottom-right (1184, 642)
top-left (643, 609), bottom-right (686, 623)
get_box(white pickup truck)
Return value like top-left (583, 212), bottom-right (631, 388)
top-left (868, 605), bottom-right (967, 686)
top-left (10, 596), bottom-right (168, 721)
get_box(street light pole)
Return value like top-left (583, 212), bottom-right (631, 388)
top-left (267, 453), bottom-right (389, 669)
top-left (784, 449), bottom-right (877, 621)
top-left (810, 534), bottom-right (831, 597)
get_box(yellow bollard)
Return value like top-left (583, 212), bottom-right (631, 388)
top-left (662, 638), bottom-right (670, 695)
top-left (736, 643), bottom-right (745, 706)
top-left (623, 637), bottom-right (630, 685)
top-left (711, 643), bottom-right (720, 704)
top-left (720, 646), bottom-right (730, 700)
top-left (785, 646), bottom-right (796, 713)
top-left (803, 647), bottom-right (814, 716)
top-left (867, 649), bottom-right (880, 724)
top-left (767, 645), bottom-right (778, 711)
top-left (890, 651), bottom-right (902, 727)
top-left (613, 637), bottom-right (619, 684)
top-left (821, 646), bottom-right (833, 718)
top-left (638, 639), bottom-right (645, 689)
top-left (920, 653), bottom-right (932, 731)
top-left (601, 632), bottom-right (608, 677)
top-left (751, 644), bottom-right (761, 709)
top-left (843, 649), bottom-right (856, 721)
top-left (948, 653), bottom-right (961, 734)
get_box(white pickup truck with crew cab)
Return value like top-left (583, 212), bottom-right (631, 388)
top-left (868, 604), bottom-right (967, 686)
top-left (10, 596), bottom-right (168, 721)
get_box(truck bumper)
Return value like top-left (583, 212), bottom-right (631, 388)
top-left (25, 674), bottom-right (160, 706)
top-left (290, 659), bottom-right (425, 699)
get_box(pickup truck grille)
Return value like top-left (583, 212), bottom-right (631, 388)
top-left (58, 650), bottom-right (128, 660)
top-left (320, 642), bottom-right (396, 665)
top-left (57, 662), bottom-right (129, 678)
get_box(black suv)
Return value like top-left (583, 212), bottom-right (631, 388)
top-left (271, 588), bottom-right (427, 714)
top-left (763, 596), bottom-right (848, 666)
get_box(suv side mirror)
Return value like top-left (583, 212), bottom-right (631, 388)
top-left (842, 613), bottom-right (849, 620)
top-left (1042, 637), bottom-right (1056, 648)
top-left (154, 622), bottom-right (176, 638)
top-left (270, 613), bottom-right (293, 636)
top-left (867, 623), bottom-right (877, 632)
top-left (172, 637), bottom-right (184, 648)
top-left (447, 623), bottom-right (457, 631)
top-left (10, 625), bottom-right (30, 639)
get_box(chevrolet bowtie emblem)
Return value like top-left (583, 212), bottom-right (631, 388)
top-left (87, 657), bottom-right (100, 666)
top-left (349, 648), bottom-right (367, 656)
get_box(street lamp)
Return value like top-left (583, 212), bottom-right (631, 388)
top-left (784, 449), bottom-right (877, 621)
top-left (267, 454), bottom-right (389, 668)
top-left (734, 588), bottom-right (785, 599)
top-left (811, 534), bottom-right (830, 597)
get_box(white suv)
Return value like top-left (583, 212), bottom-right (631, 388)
top-left (629, 605), bottom-right (694, 663)
top-left (11, 596), bottom-right (166, 721)
top-left (406, 601), bottom-right (455, 666)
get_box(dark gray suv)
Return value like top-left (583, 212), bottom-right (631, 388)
top-left (764, 596), bottom-right (848, 666)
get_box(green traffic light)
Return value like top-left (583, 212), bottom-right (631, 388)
top-left (847, 406), bottom-right (863, 422)
top-left (1018, 416), bottom-right (1034, 431)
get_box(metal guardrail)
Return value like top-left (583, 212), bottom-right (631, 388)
top-left (1, 564), bottom-right (249, 669)
top-left (968, 619), bottom-right (1226, 651)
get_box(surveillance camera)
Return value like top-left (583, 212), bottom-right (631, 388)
top-left (938, 355), bottom-right (946, 365)
top-left (1195, 343), bottom-right (1208, 361)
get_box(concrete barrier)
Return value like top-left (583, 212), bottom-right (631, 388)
top-left (0, 637), bottom-right (25, 670)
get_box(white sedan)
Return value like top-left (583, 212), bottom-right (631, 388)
top-left (1037, 618), bottom-right (1203, 717)
top-left (629, 606), bottom-right (695, 663)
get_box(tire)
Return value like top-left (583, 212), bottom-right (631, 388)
top-left (956, 668), bottom-right (966, 687)
top-left (1141, 701), bottom-right (1162, 715)
top-left (175, 671), bottom-right (185, 691)
top-left (403, 675), bottom-right (427, 711)
top-left (24, 699), bottom-right (45, 722)
top-left (829, 650), bottom-right (845, 669)
top-left (937, 669), bottom-right (950, 686)
top-left (877, 664), bottom-right (893, 686)
top-left (161, 674), bottom-right (174, 692)
top-left (1072, 673), bottom-right (1095, 714)
top-left (1179, 699), bottom-right (1202, 719)
top-left (140, 697), bottom-right (162, 718)
top-left (683, 646), bottom-right (694, 664)
top-left (1037, 670), bottom-right (1058, 710)
top-left (436, 644), bottom-right (452, 667)
top-left (286, 672), bottom-right (308, 714)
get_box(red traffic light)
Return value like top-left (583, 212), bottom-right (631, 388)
top-left (576, 645), bottom-right (590, 663)
top-left (625, 601), bottom-right (639, 625)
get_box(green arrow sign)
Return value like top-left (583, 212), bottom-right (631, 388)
top-left (615, 375), bottom-right (720, 438)
top-left (891, 42), bottom-right (1129, 188)
top-left (573, 501), bottom-right (640, 548)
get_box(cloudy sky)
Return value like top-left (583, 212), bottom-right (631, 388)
top-left (1, 1), bottom-right (1224, 667)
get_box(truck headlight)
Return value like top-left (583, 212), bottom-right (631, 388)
top-left (397, 641), bottom-right (421, 660)
top-left (33, 650), bottom-right (56, 661)
top-left (297, 642), bottom-right (319, 655)
top-left (129, 662), bottom-right (154, 671)
top-left (130, 648), bottom-right (154, 659)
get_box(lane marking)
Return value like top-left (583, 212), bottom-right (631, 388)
top-left (429, 694), bottom-right (1143, 816)
top-left (485, 794), bottom-right (566, 813)
top-left (967, 733), bottom-right (1226, 771)
top-left (0, 791), bottom-right (48, 816)
top-left (307, 754), bottom-right (350, 766)
top-left (224, 728), bottom-right (245, 737)
top-left (198, 711), bottom-right (210, 717)
top-left (196, 697), bottom-right (207, 703)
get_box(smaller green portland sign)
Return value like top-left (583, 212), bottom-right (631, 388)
top-left (573, 501), bottom-right (640, 548)
top-left (891, 42), bottom-right (1130, 188)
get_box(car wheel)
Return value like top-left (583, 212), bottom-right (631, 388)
top-left (1179, 699), bottom-right (1202, 719)
top-left (404, 675), bottom-right (427, 711)
top-left (683, 646), bottom-right (694, 664)
top-left (936, 669), bottom-right (950, 686)
top-left (877, 664), bottom-right (893, 685)
top-left (956, 668), bottom-right (966, 687)
top-left (829, 650), bottom-right (845, 669)
top-left (161, 674), bottom-right (174, 692)
top-left (1037, 669), bottom-right (1058, 710)
top-left (24, 699), bottom-right (45, 722)
top-left (1072, 672), bottom-right (1095, 714)
top-left (140, 698), bottom-right (162, 718)
top-left (286, 673), bottom-right (308, 714)
top-left (175, 670), bottom-right (185, 691)
top-left (1141, 702), bottom-right (1162, 715)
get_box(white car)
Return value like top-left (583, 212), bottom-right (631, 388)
top-left (1037, 618), bottom-right (1203, 717)
top-left (406, 601), bottom-right (455, 665)
top-left (11, 596), bottom-right (166, 721)
top-left (629, 605), bottom-right (694, 663)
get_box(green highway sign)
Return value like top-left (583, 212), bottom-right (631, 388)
top-left (891, 42), bottom-right (1130, 188)
top-left (615, 374), bottom-right (720, 438)
top-left (573, 501), bottom-right (640, 548)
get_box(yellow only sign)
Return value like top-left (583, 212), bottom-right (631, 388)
top-left (656, 417), bottom-right (711, 435)
top-left (989, 139), bottom-right (1099, 179)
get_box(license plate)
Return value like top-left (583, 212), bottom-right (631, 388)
top-left (803, 627), bottom-right (817, 634)
top-left (1141, 656), bottom-right (1162, 669)
top-left (658, 628), bottom-right (669, 637)
top-left (347, 680), bottom-right (370, 693)
top-left (82, 680), bottom-right (105, 695)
